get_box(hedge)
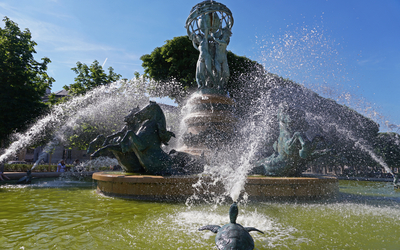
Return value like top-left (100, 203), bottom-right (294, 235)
top-left (4, 164), bottom-right (70, 172)
top-left (3, 164), bottom-right (111, 172)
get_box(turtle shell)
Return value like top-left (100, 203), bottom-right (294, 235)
top-left (215, 223), bottom-right (254, 250)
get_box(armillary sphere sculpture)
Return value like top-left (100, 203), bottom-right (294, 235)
top-left (186, 0), bottom-right (234, 94)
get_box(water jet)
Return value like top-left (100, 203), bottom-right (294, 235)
top-left (1, 1), bottom-right (399, 249)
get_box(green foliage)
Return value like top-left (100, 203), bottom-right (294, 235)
top-left (140, 36), bottom-right (263, 103)
top-left (3, 163), bottom-right (111, 172)
top-left (141, 36), bottom-right (198, 89)
top-left (3, 164), bottom-right (31, 172)
top-left (0, 17), bottom-right (54, 142)
top-left (1, 164), bottom-right (111, 172)
top-left (64, 60), bottom-right (122, 96)
top-left (45, 93), bottom-right (70, 106)
top-left (3, 163), bottom-right (58, 172)
top-left (67, 123), bottom-right (113, 150)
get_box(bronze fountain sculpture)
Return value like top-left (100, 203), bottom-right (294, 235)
top-left (89, 0), bottom-right (329, 178)
top-left (89, 101), bottom-right (204, 175)
top-left (199, 202), bottom-right (264, 250)
top-left (253, 102), bottom-right (330, 176)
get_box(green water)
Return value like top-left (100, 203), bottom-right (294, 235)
top-left (1, 179), bottom-right (399, 249)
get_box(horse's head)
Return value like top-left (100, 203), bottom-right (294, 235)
top-left (131, 101), bottom-right (164, 124)
top-left (124, 106), bottom-right (140, 124)
top-left (132, 101), bottom-right (174, 145)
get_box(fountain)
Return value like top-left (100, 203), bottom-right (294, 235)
top-left (0, 1), bottom-right (399, 249)
top-left (91, 0), bottom-right (337, 201)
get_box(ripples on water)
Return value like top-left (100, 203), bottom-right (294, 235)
top-left (0, 179), bottom-right (399, 249)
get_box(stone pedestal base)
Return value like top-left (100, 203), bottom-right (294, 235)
top-left (180, 93), bottom-right (237, 156)
top-left (92, 172), bottom-right (338, 201)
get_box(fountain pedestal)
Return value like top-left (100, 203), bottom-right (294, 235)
top-left (92, 172), bottom-right (338, 201)
top-left (180, 93), bottom-right (238, 156)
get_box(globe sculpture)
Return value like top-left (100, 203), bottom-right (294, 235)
top-left (181, 0), bottom-right (238, 156)
top-left (186, 0), bottom-right (234, 94)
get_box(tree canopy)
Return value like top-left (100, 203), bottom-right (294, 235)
top-left (140, 36), bottom-right (263, 103)
top-left (63, 60), bottom-right (122, 96)
top-left (0, 17), bottom-right (54, 143)
top-left (141, 36), bottom-right (198, 90)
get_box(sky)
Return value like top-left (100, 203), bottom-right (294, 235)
top-left (1, 0), bottom-right (399, 132)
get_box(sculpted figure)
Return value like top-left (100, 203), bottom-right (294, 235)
top-left (88, 106), bottom-right (140, 155)
top-left (102, 106), bottom-right (140, 146)
top-left (87, 134), bottom-right (114, 159)
top-left (193, 14), bottom-right (215, 89)
top-left (199, 202), bottom-right (263, 250)
top-left (89, 106), bottom-right (145, 173)
top-left (91, 102), bottom-right (204, 175)
top-left (253, 102), bottom-right (329, 176)
top-left (186, 2), bottom-right (234, 94)
top-left (17, 170), bottom-right (32, 184)
top-left (211, 27), bottom-right (231, 90)
top-left (117, 101), bottom-right (175, 174)
top-left (193, 32), bottom-right (213, 89)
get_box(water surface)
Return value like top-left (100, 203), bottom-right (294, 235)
top-left (1, 179), bottom-right (399, 249)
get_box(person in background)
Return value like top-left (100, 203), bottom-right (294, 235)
top-left (57, 160), bottom-right (66, 172)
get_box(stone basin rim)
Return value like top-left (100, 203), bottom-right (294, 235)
top-left (92, 172), bottom-right (337, 183)
top-left (92, 172), bottom-right (338, 200)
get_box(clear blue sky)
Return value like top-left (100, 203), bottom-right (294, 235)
top-left (1, 0), bottom-right (399, 131)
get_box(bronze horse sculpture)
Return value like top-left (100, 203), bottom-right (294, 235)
top-left (88, 106), bottom-right (144, 173)
top-left (253, 102), bottom-right (329, 176)
top-left (90, 101), bottom-right (204, 175)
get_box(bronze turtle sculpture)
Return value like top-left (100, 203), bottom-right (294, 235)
top-left (199, 202), bottom-right (264, 250)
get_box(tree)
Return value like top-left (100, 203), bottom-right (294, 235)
top-left (45, 92), bottom-right (69, 106)
top-left (140, 36), bottom-right (263, 103)
top-left (0, 17), bottom-right (54, 143)
top-left (64, 60), bottom-right (122, 96)
top-left (141, 36), bottom-right (198, 89)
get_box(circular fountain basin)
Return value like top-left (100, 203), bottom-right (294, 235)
top-left (92, 172), bottom-right (338, 200)
top-left (1, 179), bottom-right (399, 249)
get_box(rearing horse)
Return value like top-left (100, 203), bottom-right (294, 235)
top-left (89, 106), bottom-right (144, 173)
top-left (119, 101), bottom-right (176, 175)
top-left (91, 101), bottom-right (204, 175)
top-left (253, 102), bottom-right (329, 176)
